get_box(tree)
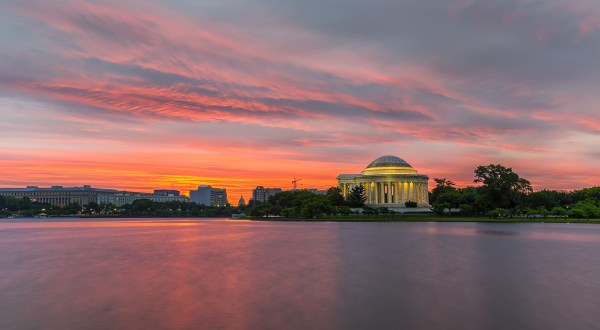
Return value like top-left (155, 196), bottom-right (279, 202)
top-left (431, 202), bottom-right (449, 215)
top-left (85, 202), bottom-right (100, 214)
top-left (300, 195), bottom-right (331, 218)
top-left (459, 204), bottom-right (474, 216)
top-left (487, 208), bottom-right (507, 219)
top-left (362, 206), bottom-right (378, 215)
top-left (346, 185), bottom-right (366, 207)
top-left (524, 190), bottom-right (568, 210)
top-left (326, 187), bottom-right (345, 206)
top-left (249, 203), bottom-right (272, 217)
top-left (474, 164), bottom-right (532, 210)
top-left (430, 178), bottom-right (456, 204)
top-left (551, 206), bottom-right (567, 219)
top-left (536, 206), bottom-right (549, 218)
top-left (337, 206), bottom-right (351, 216)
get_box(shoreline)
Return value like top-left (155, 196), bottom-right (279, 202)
top-left (243, 216), bottom-right (600, 223)
top-left (2, 216), bottom-right (599, 224)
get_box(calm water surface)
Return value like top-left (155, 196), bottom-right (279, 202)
top-left (1, 219), bottom-right (599, 330)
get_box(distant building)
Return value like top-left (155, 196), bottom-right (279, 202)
top-left (307, 188), bottom-right (328, 195)
top-left (153, 189), bottom-right (180, 196)
top-left (189, 185), bottom-right (228, 206)
top-left (252, 186), bottom-right (282, 203)
top-left (238, 195), bottom-right (246, 207)
top-left (111, 192), bottom-right (188, 206)
top-left (0, 185), bottom-right (188, 207)
top-left (189, 186), bottom-right (211, 205)
top-left (0, 185), bottom-right (118, 207)
top-left (211, 188), bottom-right (228, 206)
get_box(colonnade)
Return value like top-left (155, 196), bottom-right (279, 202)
top-left (340, 181), bottom-right (429, 206)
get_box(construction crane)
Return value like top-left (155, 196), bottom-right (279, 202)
top-left (292, 178), bottom-right (302, 191)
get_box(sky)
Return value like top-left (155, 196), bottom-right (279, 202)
top-left (1, 0), bottom-right (599, 201)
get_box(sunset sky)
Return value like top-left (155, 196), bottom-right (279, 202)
top-left (1, 0), bottom-right (599, 201)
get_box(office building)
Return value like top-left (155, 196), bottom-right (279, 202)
top-left (251, 186), bottom-right (282, 203)
top-left (189, 185), bottom-right (228, 206)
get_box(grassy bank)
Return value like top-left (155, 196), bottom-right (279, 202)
top-left (245, 215), bottom-right (600, 223)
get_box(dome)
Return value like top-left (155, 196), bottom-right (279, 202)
top-left (361, 155), bottom-right (417, 175)
top-left (366, 155), bottom-right (412, 168)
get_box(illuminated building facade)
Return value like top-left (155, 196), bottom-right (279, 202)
top-left (110, 191), bottom-right (188, 206)
top-left (0, 185), bottom-right (188, 207)
top-left (337, 155), bottom-right (430, 209)
top-left (0, 185), bottom-right (118, 207)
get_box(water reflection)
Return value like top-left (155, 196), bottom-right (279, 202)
top-left (477, 229), bottom-right (519, 236)
top-left (1, 219), bottom-right (599, 329)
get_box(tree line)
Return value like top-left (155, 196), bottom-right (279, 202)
top-left (0, 197), bottom-right (240, 218)
top-left (430, 164), bottom-right (600, 219)
top-left (2, 163), bottom-right (598, 220)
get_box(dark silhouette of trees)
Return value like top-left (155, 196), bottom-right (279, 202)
top-left (346, 185), bottom-right (366, 207)
top-left (326, 187), bottom-right (345, 206)
top-left (474, 164), bottom-right (532, 211)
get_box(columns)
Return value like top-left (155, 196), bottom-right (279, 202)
top-left (373, 182), bottom-right (378, 204)
top-left (372, 182), bottom-right (376, 204)
top-left (414, 182), bottom-right (419, 204)
top-left (412, 182), bottom-right (417, 202)
top-left (385, 182), bottom-right (390, 204)
top-left (384, 182), bottom-right (388, 204)
top-left (399, 181), bottom-right (404, 204)
top-left (373, 182), bottom-right (377, 204)
top-left (345, 179), bottom-right (428, 206)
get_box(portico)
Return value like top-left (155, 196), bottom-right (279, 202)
top-left (337, 155), bottom-right (430, 209)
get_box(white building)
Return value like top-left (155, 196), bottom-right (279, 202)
top-left (110, 192), bottom-right (188, 206)
top-left (0, 185), bottom-right (118, 207)
top-left (337, 155), bottom-right (430, 210)
top-left (0, 185), bottom-right (188, 207)
top-left (189, 185), bottom-right (228, 206)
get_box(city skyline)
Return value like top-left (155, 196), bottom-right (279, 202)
top-left (2, 0), bottom-right (599, 200)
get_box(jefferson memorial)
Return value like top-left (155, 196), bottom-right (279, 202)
top-left (337, 155), bottom-right (430, 209)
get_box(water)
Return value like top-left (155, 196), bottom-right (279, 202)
top-left (1, 219), bottom-right (599, 330)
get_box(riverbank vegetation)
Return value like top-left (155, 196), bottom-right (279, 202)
top-left (0, 196), bottom-right (238, 218)
top-left (430, 164), bottom-right (600, 220)
top-left (245, 164), bottom-right (599, 220)
top-left (1, 163), bottom-right (598, 221)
